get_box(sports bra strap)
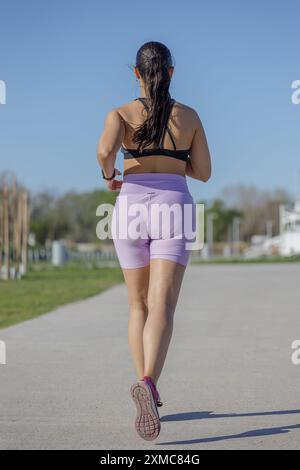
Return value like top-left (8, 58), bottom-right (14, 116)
top-left (165, 126), bottom-right (176, 151)
top-left (158, 99), bottom-right (174, 149)
top-left (135, 97), bottom-right (148, 108)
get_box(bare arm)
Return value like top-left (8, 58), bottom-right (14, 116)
top-left (97, 109), bottom-right (125, 190)
top-left (185, 111), bottom-right (211, 182)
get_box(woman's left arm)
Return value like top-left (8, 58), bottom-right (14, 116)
top-left (97, 109), bottom-right (125, 191)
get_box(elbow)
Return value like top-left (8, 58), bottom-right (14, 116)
top-left (196, 165), bottom-right (211, 182)
top-left (189, 155), bottom-right (212, 182)
top-left (97, 147), bottom-right (114, 165)
top-left (97, 152), bottom-right (106, 166)
top-left (201, 170), bottom-right (211, 182)
top-left (201, 161), bottom-right (212, 182)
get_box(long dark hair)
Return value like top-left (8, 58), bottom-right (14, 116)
top-left (132, 41), bottom-right (174, 151)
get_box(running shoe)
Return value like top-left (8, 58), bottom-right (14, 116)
top-left (130, 379), bottom-right (161, 440)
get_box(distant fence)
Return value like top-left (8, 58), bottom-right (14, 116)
top-left (28, 247), bottom-right (119, 264)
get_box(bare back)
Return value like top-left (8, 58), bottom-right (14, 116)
top-left (116, 99), bottom-right (199, 176)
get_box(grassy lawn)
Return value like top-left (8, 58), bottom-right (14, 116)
top-left (2, 255), bottom-right (299, 329)
top-left (0, 263), bottom-right (124, 329)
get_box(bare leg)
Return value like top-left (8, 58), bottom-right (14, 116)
top-left (123, 265), bottom-right (150, 380)
top-left (143, 259), bottom-right (186, 386)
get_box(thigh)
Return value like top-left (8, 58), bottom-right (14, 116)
top-left (123, 265), bottom-right (150, 308)
top-left (111, 192), bottom-right (150, 269)
top-left (149, 190), bottom-right (195, 267)
top-left (147, 259), bottom-right (186, 313)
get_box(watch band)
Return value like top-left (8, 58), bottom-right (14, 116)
top-left (101, 168), bottom-right (116, 181)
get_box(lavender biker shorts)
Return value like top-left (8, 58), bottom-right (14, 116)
top-left (111, 173), bottom-right (196, 269)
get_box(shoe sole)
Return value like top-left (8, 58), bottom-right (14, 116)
top-left (130, 381), bottom-right (161, 441)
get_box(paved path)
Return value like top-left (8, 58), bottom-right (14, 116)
top-left (1, 264), bottom-right (300, 450)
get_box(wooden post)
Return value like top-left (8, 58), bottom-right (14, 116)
top-left (3, 185), bottom-right (10, 279)
top-left (25, 191), bottom-right (30, 273)
top-left (21, 190), bottom-right (29, 274)
top-left (0, 194), bottom-right (3, 274)
top-left (12, 176), bottom-right (17, 277)
top-left (0, 177), bottom-right (30, 279)
top-left (16, 190), bottom-right (22, 276)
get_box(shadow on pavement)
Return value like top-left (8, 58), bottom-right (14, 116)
top-left (156, 423), bottom-right (300, 445)
top-left (161, 409), bottom-right (300, 422)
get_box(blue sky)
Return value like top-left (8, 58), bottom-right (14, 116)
top-left (0, 0), bottom-right (299, 202)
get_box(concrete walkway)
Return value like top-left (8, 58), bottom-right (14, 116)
top-left (0, 263), bottom-right (300, 450)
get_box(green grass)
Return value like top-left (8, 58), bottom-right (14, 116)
top-left (2, 255), bottom-right (299, 329)
top-left (0, 263), bottom-right (124, 329)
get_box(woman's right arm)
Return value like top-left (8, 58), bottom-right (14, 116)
top-left (185, 111), bottom-right (212, 182)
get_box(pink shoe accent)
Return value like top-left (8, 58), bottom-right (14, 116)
top-left (143, 376), bottom-right (163, 407)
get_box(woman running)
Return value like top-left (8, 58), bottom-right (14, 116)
top-left (97, 41), bottom-right (211, 441)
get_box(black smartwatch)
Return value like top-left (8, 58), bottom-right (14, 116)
top-left (101, 168), bottom-right (116, 181)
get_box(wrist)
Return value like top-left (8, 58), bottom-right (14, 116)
top-left (101, 168), bottom-right (116, 180)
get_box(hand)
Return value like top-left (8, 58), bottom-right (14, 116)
top-left (105, 168), bottom-right (123, 192)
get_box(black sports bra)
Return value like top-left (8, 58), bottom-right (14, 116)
top-left (120, 97), bottom-right (191, 162)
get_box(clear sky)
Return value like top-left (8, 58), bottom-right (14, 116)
top-left (0, 0), bottom-right (299, 202)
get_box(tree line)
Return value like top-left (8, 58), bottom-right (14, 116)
top-left (31, 185), bottom-right (290, 246)
top-left (1, 172), bottom-right (292, 247)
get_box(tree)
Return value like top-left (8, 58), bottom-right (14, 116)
top-left (30, 188), bottom-right (118, 245)
top-left (220, 184), bottom-right (290, 241)
top-left (205, 199), bottom-right (243, 242)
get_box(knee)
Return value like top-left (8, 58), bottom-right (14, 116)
top-left (129, 298), bottom-right (148, 315)
top-left (147, 296), bottom-right (175, 318)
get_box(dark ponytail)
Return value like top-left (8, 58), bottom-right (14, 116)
top-left (132, 41), bottom-right (174, 151)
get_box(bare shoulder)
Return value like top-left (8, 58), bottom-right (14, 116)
top-left (113, 100), bottom-right (139, 125)
top-left (113, 99), bottom-right (202, 130)
top-left (173, 100), bottom-right (202, 128)
top-left (102, 106), bottom-right (124, 123)
top-left (174, 100), bottom-right (200, 118)
top-left (116, 98), bottom-right (136, 108)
